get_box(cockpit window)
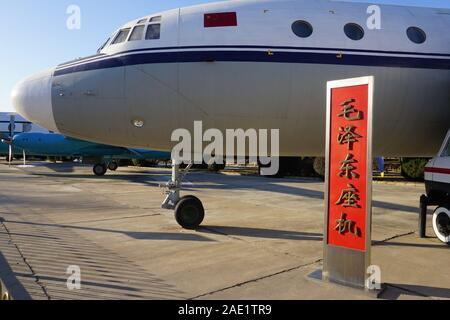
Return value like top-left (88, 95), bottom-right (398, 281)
top-left (145, 24), bottom-right (161, 40)
top-left (112, 28), bottom-right (131, 44)
top-left (97, 37), bottom-right (110, 53)
top-left (150, 16), bottom-right (162, 23)
top-left (137, 18), bottom-right (148, 24)
top-left (129, 25), bottom-right (145, 41)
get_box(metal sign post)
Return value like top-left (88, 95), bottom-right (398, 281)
top-left (323, 76), bottom-right (374, 289)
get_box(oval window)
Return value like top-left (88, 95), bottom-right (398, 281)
top-left (407, 27), bottom-right (426, 44)
top-left (292, 20), bottom-right (313, 38)
top-left (344, 23), bottom-right (364, 41)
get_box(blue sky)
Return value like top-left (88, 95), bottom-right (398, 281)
top-left (1, 0), bottom-right (449, 112)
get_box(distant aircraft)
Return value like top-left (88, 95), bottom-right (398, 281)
top-left (1, 113), bottom-right (51, 162)
top-left (3, 132), bottom-right (171, 176)
top-left (11, 0), bottom-right (450, 228)
top-left (0, 113), bottom-right (48, 139)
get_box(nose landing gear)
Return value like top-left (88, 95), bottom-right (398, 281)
top-left (161, 161), bottom-right (205, 230)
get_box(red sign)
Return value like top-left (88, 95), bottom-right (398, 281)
top-left (327, 84), bottom-right (370, 251)
top-left (204, 12), bottom-right (238, 28)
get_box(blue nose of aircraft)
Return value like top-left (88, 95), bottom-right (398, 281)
top-left (11, 134), bottom-right (29, 150)
top-left (11, 68), bottom-right (59, 132)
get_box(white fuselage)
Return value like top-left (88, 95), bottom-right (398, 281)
top-left (11, 0), bottom-right (450, 156)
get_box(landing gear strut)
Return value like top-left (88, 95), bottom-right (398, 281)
top-left (161, 160), bottom-right (205, 229)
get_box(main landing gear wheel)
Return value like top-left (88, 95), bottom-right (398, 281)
top-left (175, 196), bottom-right (205, 230)
top-left (108, 161), bottom-right (119, 171)
top-left (93, 163), bottom-right (107, 176)
top-left (433, 206), bottom-right (450, 245)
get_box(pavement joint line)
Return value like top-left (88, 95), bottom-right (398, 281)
top-left (189, 259), bottom-right (323, 300)
top-left (373, 231), bottom-right (416, 246)
top-left (0, 219), bottom-right (51, 300)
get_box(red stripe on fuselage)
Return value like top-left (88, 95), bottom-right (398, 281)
top-left (425, 167), bottom-right (450, 175)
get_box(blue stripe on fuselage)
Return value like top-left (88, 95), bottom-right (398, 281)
top-left (54, 49), bottom-right (450, 76)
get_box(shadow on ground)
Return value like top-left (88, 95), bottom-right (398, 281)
top-left (199, 226), bottom-right (323, 241)
top-left (383, 283), bottom-right (450, 300)
top-left (0, 217), bottom-right (186, 300)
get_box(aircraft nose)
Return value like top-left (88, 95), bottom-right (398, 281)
top-left (11, 68), bottom-right (59, 132)
top-left (11, 135), bottom-right (22, 147)
top-left (11, 134), bottom-right (29, 150)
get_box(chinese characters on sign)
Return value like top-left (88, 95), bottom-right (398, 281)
top-left (336, 184), bottom-right (360, 208)
top-left (335, 213), bottom-right (359, 237)
top-left (327, 84), bottom-right (370, 251)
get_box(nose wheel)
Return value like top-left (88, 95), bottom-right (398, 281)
top-left (175, 196), bottom-right (205, 230)
top-left (161, 160), bottom-right (205, 229)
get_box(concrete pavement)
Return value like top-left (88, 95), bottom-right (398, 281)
top-left (0, 161), bottom-right (448, 300)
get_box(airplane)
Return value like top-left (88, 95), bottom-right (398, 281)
top-left (1, 113), bottom-right (52, 161)
top-left (2, 132), bottom-right (171, 176)
top-left (11, 0), bottom-right (450, 229)
top-left (0, 114), bottom-right (26, 163)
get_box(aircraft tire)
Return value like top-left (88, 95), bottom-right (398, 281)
top-left (93, 163), bottom-right (107, 176)
top-left (175, 196), bottom-right (205, 230)
top-left (108, 162), bottom-right (119, 171)
top-left (433, 206), bottom-right (450, 245)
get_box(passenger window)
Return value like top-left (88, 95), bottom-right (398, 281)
top-left (407, 27), bottom-right (426, 44)
top-left (150, 16), bottom-right (162, 23)
top-left (112, 28), bottom-right (131, 44)
top-left (129, 25), bottom-right (145, 41)
top-left (344, 23), bottom-right (365, 41)
top-left (292, 20), bottom-right (313, 38)
top-left (146, 24), bottom-right (161, 40)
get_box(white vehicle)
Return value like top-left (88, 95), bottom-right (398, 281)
top-left (424, 130), bottom-right (450, 245)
